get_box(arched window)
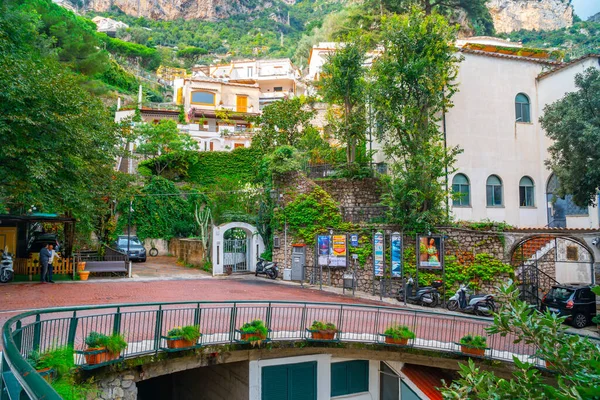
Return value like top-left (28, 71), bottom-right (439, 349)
top-left (191, 91), bottom-right (216, 106)
top-left (452, 174), bottom-right (470, 206)
top-left (486, 175), bottom-right (503, 207)
top-left (515, 93), bottom-right (530, 123)
top-left (519, 176), bottom-right (535, 207)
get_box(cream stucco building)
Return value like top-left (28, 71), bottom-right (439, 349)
top-left (306, 40), bottom-right (600, 228)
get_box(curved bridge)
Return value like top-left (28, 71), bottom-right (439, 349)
top-left (1, 301), bottom-right (594, 399)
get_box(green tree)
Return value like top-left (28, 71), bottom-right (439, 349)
top-left (541, 67), bottom-right (600, 207)
top-left (371, 10), bottom-right (462, 231)
top-left (319, 38), bottom-right (367, 165)
top-left (135, 120), bottom-right (198, 176)
top-left (0, 0), bottom-right (127, 239)
top-left (441, 284), bottom-right (600, 399)
top-left (250, 96), bottom-right (317, 153)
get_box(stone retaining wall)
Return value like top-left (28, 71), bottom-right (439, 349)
top-left (90, 372), bottom-right (137, 400)
top-left (169, 238), bottom-right (206, 267)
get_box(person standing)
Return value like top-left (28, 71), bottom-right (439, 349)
top-left (47, 243), bottom-right (59, 283)
top-left (39, 244), bottom-right (51, 283)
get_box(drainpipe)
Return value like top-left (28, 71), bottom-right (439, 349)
top-left (442, 107), bottom-right (449, 217)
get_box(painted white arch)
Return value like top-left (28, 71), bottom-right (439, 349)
top-left (211, 222), bottom-right (265, 276)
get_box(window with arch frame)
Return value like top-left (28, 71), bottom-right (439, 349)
top-left (519, 176), bottom-right (535, 207)
top-left (486, 175), bottom-right (503, 207)
top-left (515, 93), bottom-right (530, 123)
top-left (452, 173), bottom-right (470, 206)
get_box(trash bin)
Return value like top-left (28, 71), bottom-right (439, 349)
top-left (343, 273), bottom-right (355, 289)
top-left (283, 268), bottom-right (292, 281)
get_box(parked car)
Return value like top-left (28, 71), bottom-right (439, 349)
top-left (541, 283), bottom-right (596, 329)
top-left (113, 236), bottom-right (146, 262)
top-left (27, 233), bottom-right (60, 254)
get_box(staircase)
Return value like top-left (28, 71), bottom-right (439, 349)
top-left (514, 238), bottom-right (560, 306)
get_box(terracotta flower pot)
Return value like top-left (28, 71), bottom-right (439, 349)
top-left (36, 367), bottom-right (53, 383)
top-left (79, 271), bottom-right (90, 281)
top-left (312, 330), bottom-right (336, 340)
top-left (460, 345), bottom-right (485, 357)
top-left (241, 332), bottom-right (266, 341)
top-left (84, 347), bottom-right (109, 365)
top-left (77, 262), bottom-right (86, 271)
top-left (166, 338), bottom-right (196, 349)
top-left (385, 336), bottom-right (409, 345)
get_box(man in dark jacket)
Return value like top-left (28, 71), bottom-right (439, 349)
top-left (39, 244), bottom-right (51, 283)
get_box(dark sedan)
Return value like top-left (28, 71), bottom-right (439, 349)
top-left (541, 283), bottom-right (596, 329)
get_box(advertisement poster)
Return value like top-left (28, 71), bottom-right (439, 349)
top-left (418, 236), bottom-right (442, 269)
top-left (390, 232), bottom-right (402, 278)
top-left (330, 235), bottom-right (347, 267)
top-left (317, 235), bottom-right (330, 266)
top-left (350, 234), bottom-right (359, 247)
top-left (373, 232), bottom-right (384, 277)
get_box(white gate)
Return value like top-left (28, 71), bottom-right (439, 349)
top-left (223, 238), bottom-right (250, 272)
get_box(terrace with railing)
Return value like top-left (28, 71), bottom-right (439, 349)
top-left (2, 300), bottom-right (597, 399)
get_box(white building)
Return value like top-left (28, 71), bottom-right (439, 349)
top-left (306, 38), bottom-right (600, 228)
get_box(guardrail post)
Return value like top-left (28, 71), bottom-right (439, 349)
top-left (228, 303), bottom-right (237, 343)
top-left (374, 309), bottom-right (380, 344)
top-left (14, 321), bottom-right (22, 353)
top-left (32, 314), bottom-right (41, 351)
top-left (194, 303), bottom-right (201, 326)
top-left (113, 307), bottom-right (122, 336)
top-left (154, 306), bottom-right (163, 353)
top-left (265, 303), bottom-right (273, 340)
top-left (300, 304), bottom-right (307, 339)
top-left (337, 305), bottom-right (344, 340)
top-left (67, 311), bottom-right (78, 348)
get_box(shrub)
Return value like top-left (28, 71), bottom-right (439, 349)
top-left (84, 331), bottom-right (107, 348)
top-left (239, 320), bottom-right (268, 340)
top-left (460, 334), bottom-right (487, 350)
top-left (383, 325), bottom-right (416, 340)
top-left (84, 331), bottom-right (127, 353)
top-left (310, 321), bottom-right (337, 332)
top-left (27, 347), bottom-right (75, 376)
top-left (167, 325), bottom-right (202, 342)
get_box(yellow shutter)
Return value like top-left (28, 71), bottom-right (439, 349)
top-left (176, 87), bottom-right (183, 105)
top-left (236, 95), bottom-right (248, 113)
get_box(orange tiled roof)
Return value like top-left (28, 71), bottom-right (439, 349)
top-left (401, 364), bottom-right (454, 400)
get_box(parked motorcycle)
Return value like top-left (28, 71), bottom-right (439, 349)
top-left (396, 277), bottom-right (442, 307)
top-left (0, 247), bottom-right (14, 283)
top-left (447, 284), bottom-right (496, 316)
top-left (255, 258), bottom-right (278, 279)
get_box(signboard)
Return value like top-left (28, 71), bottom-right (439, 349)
top-left (418, 235), bottom-right (442, 269)
top-left (373, 232), bottom-right (384, 277)
top-left (317, 235), bottom-right (330, 266)
top-left (390, 232), bottom-right (402, 278)
top-left (330, 235), bottom-right (347, 267)
top-left (350, 234), bottom-right (359, 247)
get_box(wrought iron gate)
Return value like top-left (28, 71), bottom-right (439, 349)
top-left (224, 238), bottom-right (249, 272)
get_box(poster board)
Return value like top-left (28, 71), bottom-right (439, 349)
top-left (317, 235), bottom-right (330, 266)
top-left (390, 232), bottom-right (402, 278)
top-left (330, 235), bottom-right (347, 267)
top-left (373, 232), bottom-right (384, 277)
top-left (417, 235), bottom-right (443, 269)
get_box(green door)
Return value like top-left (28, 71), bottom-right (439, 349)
top-left (262, 361), bottom-right (317, 400)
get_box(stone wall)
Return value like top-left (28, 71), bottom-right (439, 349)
top-left (90, 372), bottom-right (137, 400)
top-left (169, 238), bottom-right (206, 267)
top-left (273, 227), bottom-right (508, 296)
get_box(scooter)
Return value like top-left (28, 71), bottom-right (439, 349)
top-left (255, 258), bottom-right (278, 279)
top-left (447, 284), bottom-right (496, 316)
top-left (0, 247), bottom-right (14, 283)
top-left (396, 277), bottom-right (442, 307)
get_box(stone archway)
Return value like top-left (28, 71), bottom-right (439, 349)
top-left (211, 222), bottom-right (265, 276)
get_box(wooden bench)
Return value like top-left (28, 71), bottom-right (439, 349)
top-left (84, 261), bottom-right (128, 275)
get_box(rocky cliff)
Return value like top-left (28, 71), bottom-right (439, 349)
top-left (488, 0), bottom-right (573, 33)
top-left (79, 0), bottom-right (276, 21)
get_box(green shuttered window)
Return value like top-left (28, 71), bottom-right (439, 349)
top-left (262, 361), bottom-right (317, 400)
top-left (331, 360), bottom-right (369, 397)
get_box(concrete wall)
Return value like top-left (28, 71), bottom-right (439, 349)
top-left (174, 361), bottom-right (249, 400)
top-left (169, 238), bottom-right (207, 267)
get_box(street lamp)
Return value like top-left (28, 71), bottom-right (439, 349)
top-left (127, 200), bottom-right (133, 260)
top-left (270, 189), bottom-right (287, 268)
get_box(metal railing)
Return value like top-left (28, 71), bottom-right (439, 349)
top-left (2, 300), bottom-right (598, 399)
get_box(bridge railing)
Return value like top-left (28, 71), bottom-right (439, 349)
top-left (2, 300), bottom-right (598, 399)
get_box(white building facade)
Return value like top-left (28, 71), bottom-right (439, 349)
top-left (306, 39), bottom-right (600, 228)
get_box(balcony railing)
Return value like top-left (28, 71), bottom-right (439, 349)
top-left (2, 300), bottom-right (598, 399)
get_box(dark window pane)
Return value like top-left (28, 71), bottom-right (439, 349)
top-left (523, 104), bottom-right (530, 122)
top-left (526, 187), bottom-right (534, 206)
top-left (519, 186), bottom-right (526, 206)
top-left (486, 186), bottom-right (493, 206)
top-left (494, 185), bottom-right (502, 205)
top-left (516, 104), bottom-right (522, 122)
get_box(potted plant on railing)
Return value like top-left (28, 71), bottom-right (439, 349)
top-left (459, 334), bottom-right (487, 357)
top-left (82, 331), bottom-right (128, 365)
top-left (308, 321), bottom-right (338, 340)
top-left (239, 320), bottom-right (268, 343)
top-left (382, 325), bottom-right (415, 345)
top-left (27, 347), bottom-right (75, 382)
top-left (164, 325), bottom-right (202, 349)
